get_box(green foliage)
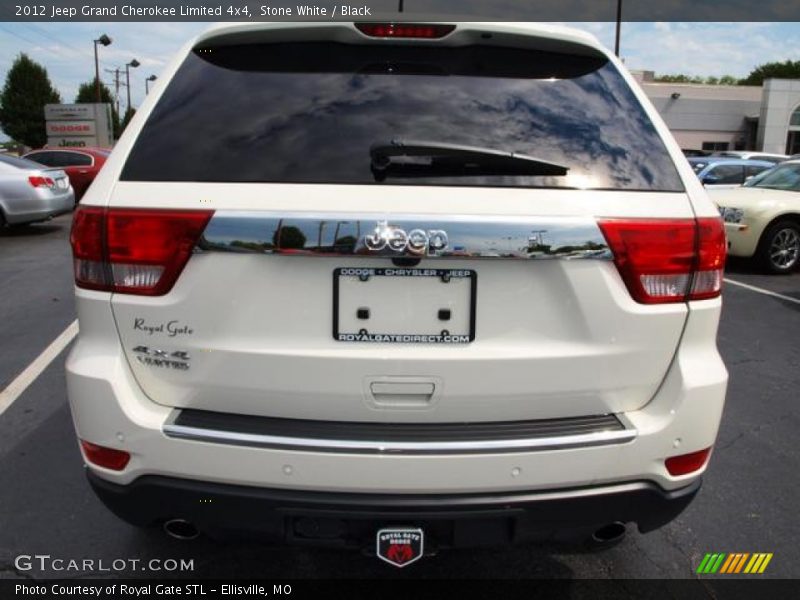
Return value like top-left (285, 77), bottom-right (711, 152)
top-left (75, 78), bottom-right (121, 138)
top-left (273, 226), bottom-right (307, 249)
top-left (0, 53), bottom-right (61, 148)
top-left (654, 74), bottom-right (742, 85)
top-left (655, 61), bottom-right (800, 88)
top-left (121, 107), bottom-right (136, 134)
top-left (654, 74), bottom-right (705, 84)
top-left (739, 60), bottom-right (800, 86)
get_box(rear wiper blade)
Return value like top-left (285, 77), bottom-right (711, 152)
top-left (370, 139), bottom-right (569, 181)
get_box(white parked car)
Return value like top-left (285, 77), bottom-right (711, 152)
top-left (66, 22), bottom-right (728, 565)
top-left (710, 159), bottom-right (800, 273)
top-left (713, 151), bottom-right (790, 164)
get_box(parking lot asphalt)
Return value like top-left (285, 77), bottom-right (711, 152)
top-left (0, 213), bottom-right (798, 583)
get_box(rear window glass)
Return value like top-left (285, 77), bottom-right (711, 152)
top-left (0, 154), bottom-right (46, 170)
top-left (121, 41), bottom-right (683, 192)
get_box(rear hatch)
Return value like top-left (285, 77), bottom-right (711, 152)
top-left (94, 24), bottom-right (716, 422)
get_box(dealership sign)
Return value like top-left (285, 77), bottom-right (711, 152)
top-left (44, 103), bottom-right (113, 148)
top-left (46, 121), bottom-right (97, 136)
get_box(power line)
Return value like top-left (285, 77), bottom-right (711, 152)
top-left (0, 24), bottom-right (44, 48)
top-left (20, 23), bottom-right (90, 59)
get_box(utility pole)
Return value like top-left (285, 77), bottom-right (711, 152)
top-left (104, 67), bottom-right (126, 115)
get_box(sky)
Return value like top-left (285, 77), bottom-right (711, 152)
top-left (0, 21), bottom-right (799, 141)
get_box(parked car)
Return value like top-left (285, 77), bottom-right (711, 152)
top-left (66, 22), bottom-right (728, 565)
top-left (23, 147), bottom-right (110, 201)
top-left (0, 153), bottom-right (74, 226)
top-left (710, 159), bottom-right (800, 273)
top-left (688, 157), bottom-right (773, 188)
top-left (712, 151), bottom-right (789, 164)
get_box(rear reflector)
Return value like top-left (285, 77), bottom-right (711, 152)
top-left (598, 217), bottom-right (726, 304)
top-left (29, 175), bottom-right (55, 188)
top-left (80, 440), bottom-right (130, 471)
top-left (70, 206), bottom-right (213, 295)
top-left (356, 23), bottom-right (456, 39)
top-left (665, 447), bottom-right (712, 476)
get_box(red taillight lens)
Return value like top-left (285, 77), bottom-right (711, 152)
top-left (70, 206), bottom-right (213, 295)
top-left (80, 440), bottom-right (131, 471)
top-left (29, 175), bottom-right (55, 188)
top-left (598, 218), bottom-right (726, 304)
top-left (356, 23), bottom-right (456, 39)
top-left (692, 217), bottom-right (727, 300)
top-left (665, 447), bottom-right (712, 476)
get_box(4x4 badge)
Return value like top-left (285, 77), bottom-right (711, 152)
top-left (376, 528), bottom-right (424, 567)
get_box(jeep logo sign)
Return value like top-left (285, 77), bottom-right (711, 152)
top-left (364, 220), bottom-right (448, 255)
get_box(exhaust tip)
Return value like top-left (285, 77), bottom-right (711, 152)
top-left (591, 522), bottom-right (626, 544)
top-left (163, 519), bottom-right (200, 541)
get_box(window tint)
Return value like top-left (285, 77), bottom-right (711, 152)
top-left (122, 42), bottom-right (683, 192)
top-left (56, 152), bottom-right (92, 166)
top-left (745, 163), bottom-right (800, 191)
top-left (745, 165), bottom-right (770, 178)
top-left (708, 164), bottom-right (744, 184)
top-left (25, 151), bottom-right (58, 166)
top-left (0, 154), bottom-right (48, 170)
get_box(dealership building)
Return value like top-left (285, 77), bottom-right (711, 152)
top-left (634, 71), bottom-right (800, 155)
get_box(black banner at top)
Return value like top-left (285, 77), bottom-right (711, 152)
top-left (2, 0), bottom-right (800, 22)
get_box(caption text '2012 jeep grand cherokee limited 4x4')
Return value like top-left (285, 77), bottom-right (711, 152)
top-left (67, 22), bottom-right (727, 567)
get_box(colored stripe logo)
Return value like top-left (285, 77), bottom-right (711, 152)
top-left (697, 553), bottom-right (773, 574)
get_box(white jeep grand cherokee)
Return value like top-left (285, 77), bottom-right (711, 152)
top-left (66, 21), bottom-right (728, 563)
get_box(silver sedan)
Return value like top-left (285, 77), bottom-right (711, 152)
top-left (0, 153), bottom-right (75, 226)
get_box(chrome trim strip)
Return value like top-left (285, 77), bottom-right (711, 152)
top-left (162, 421), bottom-right (637, 455)
top-left (197, 211), bottom-right (612, 260)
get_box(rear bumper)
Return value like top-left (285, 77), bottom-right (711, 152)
top-left (724, 221), bottom-right (760, 257)
top-left (87, 470), bottom-right (701, 548)
top-left (4, 191), bottom-right (74, 224)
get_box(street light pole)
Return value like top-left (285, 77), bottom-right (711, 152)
top-left (125, 59), bottom-right (140, 114)
top-left (145, 75), bottom-right (157, 95)
top-left (614, 0), bottom-right (623, 57)
top-left (93, 34), bottom-right (112, 102)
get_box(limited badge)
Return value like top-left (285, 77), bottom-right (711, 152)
top-left (376, 528), bottom-right (424, 568)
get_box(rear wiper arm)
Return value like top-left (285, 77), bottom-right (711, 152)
top-left (370, 139), bottom-right (569, 181)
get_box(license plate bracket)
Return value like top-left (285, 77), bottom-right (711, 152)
top-left (333, 267), bottom-right (476, 343)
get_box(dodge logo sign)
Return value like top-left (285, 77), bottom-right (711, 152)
top-left (376, 528), bottom-right (424, 567)
top-left (364, 221), bottom-right (448, 255)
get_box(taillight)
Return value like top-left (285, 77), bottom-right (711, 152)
top-left (598, 217), bottom-right (726, 304)
top-left (665, 447), bottom-right (712, 476)
top-left (355, 23), bottom-right (456, 39)
top-left (80, 440), bottom-right (130, 471)
top-left (70, 206), bottom-right (213, 296)
top-left (29, 175), bottom-right (55, 188)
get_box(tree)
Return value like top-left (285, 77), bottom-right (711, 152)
top-left (739, 60), bottom-right (800, 86)
top-left (273, 226), bottom-right (306, 249)
top-left (120, 106), bottom-right (136, 134)
top-left (75, 78), bottom-right (121, 138)
top-left (654, 74), bottom-right (704, 84)
top-left (0, 53), bottom-right (61, 148)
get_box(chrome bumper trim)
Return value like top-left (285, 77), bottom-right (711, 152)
top-left (163, 412), bottom-right (637, 455)
top-left (197, 211), bottom-right (612, 260)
